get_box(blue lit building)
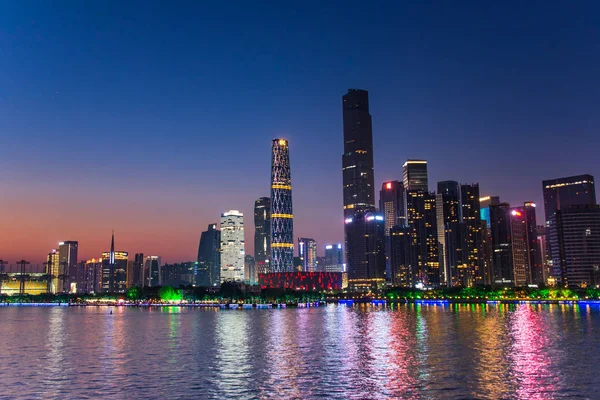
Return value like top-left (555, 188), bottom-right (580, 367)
top-left (344, 209), bottom-right (386, 290)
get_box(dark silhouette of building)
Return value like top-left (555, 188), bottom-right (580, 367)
top-left (270, 138), bottom-right (294, 272)
top-left (58, 241), bottom-right (78, 292)
top-left (254, 197), bottom-right (271, 275)
top-left (144, 256), bottom-right (161, 287)
top-left (131, 253), bottom-right (144, 287)
top-left (344, 209), bottom-right (386, 290)
top-left (543, 174), bottom-right (596, 285)
top-left (342, 89), bottom-right (376, 218)
top-left (436, 181), bottom-right (463, 287)
top-left (245, 255), bottom-right (256, 283)
top-left (490, 203), bottom-right (512, 285)
top-left (197, 223), bottom-right (221, 287)
top-left (552, 205), bottom-right (600, 287)
top-left (523, 202), bottom-right (540, 285)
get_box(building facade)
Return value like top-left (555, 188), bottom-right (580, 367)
top-left (543, 174), bottom-right (596, 285)
top-left (197, 223), bottom-right (221, 287)
top-left (344, 210), bottom-right (386, 290)
top-left (144, 256), bottom-right (162, 287)
top-left (254, 197), bottom-right (271, 275)
top-left (270, 139), bottom-right (294, 272)
top-left (342, 89), bottom-right (376, 218)
top-left (58, 241), bottom-right (78, 293)
top-left (298, 237), bottom-right (317, 272)
top-left (403, 160), bottom-right (428, 192)
top-left (324, 244), bottom-right (344, 273)
top-left (220, 210), bottom-right (245, 282)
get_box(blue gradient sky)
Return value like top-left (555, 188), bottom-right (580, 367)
top-left (1, 1), bottom-right (599, 264)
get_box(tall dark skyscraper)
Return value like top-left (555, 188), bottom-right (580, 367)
top-left (197, 223), bottom-right (221, 287)
top-left (344, 210), bottom-right (386, 289)
top-left (460, 183), bottom-right (484, 286)
top-left (489, 203), bottom-right (512, 285)
top-left (436, 181), bottom-right (463, 287)
top-left (523, 202), bottom-right (540, 285)
top-left (254, 197), bottom-right (271, 274)
top-left (58, 241), bottom-right (78, 293)
top-left (403, 160), bottom-right (428, 192)
top-left (342, 89), bottom-right (375, 218)
top-left (270, 138), bottom-right (294, 272)
top-left (543, 174), bottom-right (596, 284)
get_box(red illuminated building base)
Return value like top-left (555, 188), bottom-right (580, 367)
top-left (259, 272), bottom-right (343, 291)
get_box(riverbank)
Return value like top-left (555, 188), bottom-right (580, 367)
top-left (3, 299), bottom-right (600, 307)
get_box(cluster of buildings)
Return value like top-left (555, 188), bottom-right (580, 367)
top-left (341, 89), bottom-right (599, 290)
top-left (2, 89), bottom-right (599, 295)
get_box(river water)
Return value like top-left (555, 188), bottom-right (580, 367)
top-left (0, 303), bottom-right (598, 399)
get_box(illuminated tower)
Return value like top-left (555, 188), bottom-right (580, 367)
top-left (270, 138), bottom-right (294, 272)
top-left (100, 232), bottom-right (128, 292)
top-left (220, 210), bottom-right (245, 282)
top-left (254, 197), bottom-right (271, 274)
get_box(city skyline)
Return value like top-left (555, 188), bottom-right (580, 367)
top-left (2, 2), bottom-right (600, 264)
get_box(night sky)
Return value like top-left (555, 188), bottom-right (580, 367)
top-left (1, 1), bottom-right (599, 265)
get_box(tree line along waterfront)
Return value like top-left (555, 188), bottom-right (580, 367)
top-left (3, 283), bottom-right (600, 306)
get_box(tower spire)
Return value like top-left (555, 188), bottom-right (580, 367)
top-left (110, 230), bottom-right (115, 265)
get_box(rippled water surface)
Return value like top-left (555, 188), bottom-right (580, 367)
top-left (1, 304), bottom-right (600, 399)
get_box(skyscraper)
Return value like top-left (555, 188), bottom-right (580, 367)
top-left (254, 197), bottom-right (271, 274)
top-left (460, 183), bottom-right (484, 286)
top-left (523, 202), bottom-right (540, 284)
top-left (553, 205), bottom-right (600, 287)
top-left (344, 210), bottom-right (386, 289)
top-left (490, 203), bottom-right (512, 285)
top-left (390, 225), bottom-right (416, 287)
top-left (543, 174), bottom-right (596, 284)
top-left (324, 244), bottom-right (344, 273)
top-left (298, 237), bottom-right (317, 272)
top-left (197, 223), bottom-right (221, 287)
top-left (131, 253), bottom-right (144, 287)
top-left (100, 232), bottom-right (128, 292)
top-left (45, 249), bottom-right (60, 294)
top-left (58, 241), bottom-right (78, 293)
top-left (270, 139), bottom-right (294, 272)
top-left (405, 190), bottom-right (440, 287)
top-left (144, 256), bottom-right (162, 287)
top-left (220, 210), bottom-right (245, 282)
top-left (342, 89), bottom-right (375, 218)
top-left (244, 254), bottom-right (256, 283)
top-left (509, 207), bottom-right (529, 286)
top-left (403, 160), bottom-right (428, 192)
top-left (436, 181), bottom-right (463, 287)
top-left (379, 180), bottom-right (405, 235)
